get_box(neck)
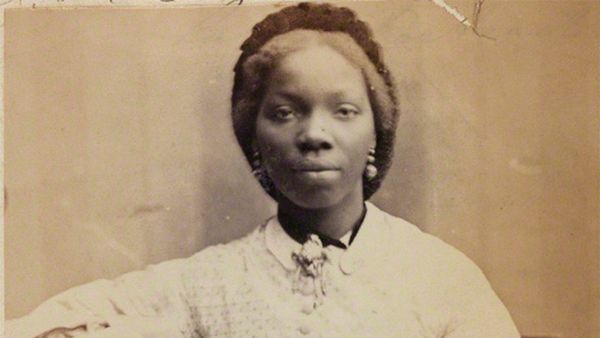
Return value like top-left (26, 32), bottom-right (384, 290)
top-left (277, 190), bottom-right (366, 240)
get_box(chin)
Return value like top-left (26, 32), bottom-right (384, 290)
top-left (282, 187), bottom-right (347, 210)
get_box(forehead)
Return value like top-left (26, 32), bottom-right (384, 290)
top-left (268, 45), bottom-right (367, 97)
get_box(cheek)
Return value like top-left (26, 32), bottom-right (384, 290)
top-left (254, 124), bottom-right (292, 166)
top-left (338, 122), bottom-right (375, 160)
top-left (345, 144), bottom-right (370, 174)
top-left (345, 136), bottom-right (376, 175)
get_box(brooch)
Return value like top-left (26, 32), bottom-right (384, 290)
top-left (291, 234), bottom-right (329, 308)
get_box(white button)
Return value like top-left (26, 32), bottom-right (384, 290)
top-left (301, 299), bottom-right (314, 314)
top-left (298, 323), bottom-right (311, 335)
top-left (339, 254), bottom-right (356, 275)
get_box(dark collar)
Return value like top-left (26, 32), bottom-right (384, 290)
top-left (277, 204), bottom-right (367, 249)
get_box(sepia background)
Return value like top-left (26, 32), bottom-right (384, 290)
top-left (5, 1), bottom-right (599, 337)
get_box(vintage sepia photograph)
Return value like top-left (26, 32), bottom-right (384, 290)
top-left (3, 1), bottom-right (599, 337)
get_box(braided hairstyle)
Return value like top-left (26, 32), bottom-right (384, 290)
top-left (232, 2), bottom-right (398, 200)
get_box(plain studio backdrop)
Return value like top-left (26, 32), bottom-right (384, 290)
top-left (4, 1), bottom-right (599, 337)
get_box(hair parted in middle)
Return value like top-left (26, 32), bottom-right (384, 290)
top-left (231, 2), bottom-right (399, 200)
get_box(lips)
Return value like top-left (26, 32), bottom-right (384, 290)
top-left (288, 160), bottom-right (342, 185)
top-left (290, 160), bottom-right (340, 172)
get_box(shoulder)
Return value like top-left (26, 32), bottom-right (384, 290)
top-left (371, 203), bottom-right (490, 292)
top-left (372, 204), bottom-right (469, 260)
top-left (372, 204), bottom-right (520, 336)
top-left (176, 225), bottom-right (264, 284)
top-left (104, 225), bottom-right (264, 300)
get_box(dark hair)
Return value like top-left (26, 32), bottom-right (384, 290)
top-left (232, 2), bottom-right (398, 200)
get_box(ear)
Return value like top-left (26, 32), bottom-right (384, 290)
top-left (368, 117), bottom-right (377, 148)
top-left (369, 132), bottom-right (377, 150)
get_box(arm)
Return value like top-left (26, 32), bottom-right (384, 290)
top-left (6, 259), bottom-right (191, 338)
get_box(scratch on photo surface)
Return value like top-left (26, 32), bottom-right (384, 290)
top-left (129, 203), bottom-right (168, 218)
top-left (429, 0), bottom-right (494, 40)
top-left (81, 221), bottom-right (143, 267)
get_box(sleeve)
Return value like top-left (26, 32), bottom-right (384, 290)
top-left (5, 258), bottom-right (193, 338)
top-left (442, 255), bottom-right (521, 338)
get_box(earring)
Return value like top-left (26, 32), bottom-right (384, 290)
top-left (251, 150), bottom-right (274, 191)
top-left (364, 147), bottom-right (378, 181)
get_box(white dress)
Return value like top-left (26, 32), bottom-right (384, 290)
top-left (6, 202), bottom-right (520, 338)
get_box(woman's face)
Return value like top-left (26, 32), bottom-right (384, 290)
top-left (254, 44), bottom-right (376, 209)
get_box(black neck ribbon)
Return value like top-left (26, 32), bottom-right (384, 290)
top-left (278, 204), bottom-right (367, 249)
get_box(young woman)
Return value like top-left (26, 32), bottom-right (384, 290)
top-left (8, 3), bottom-right (520, 337)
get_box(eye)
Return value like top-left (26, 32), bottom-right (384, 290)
top-left (271, 106), bottom-right (296, 121)
top-left (335, 105), bottom-right (360, 119)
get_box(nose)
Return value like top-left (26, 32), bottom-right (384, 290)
top-left (296, 111), bottom-right (333, 153)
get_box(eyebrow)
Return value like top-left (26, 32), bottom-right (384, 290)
top-left (270, 89), bottom-right (360, 104)
top-left (329, 90), bottom-right (358, 101)
top-left (271, 90), bottom-right (304, 103)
